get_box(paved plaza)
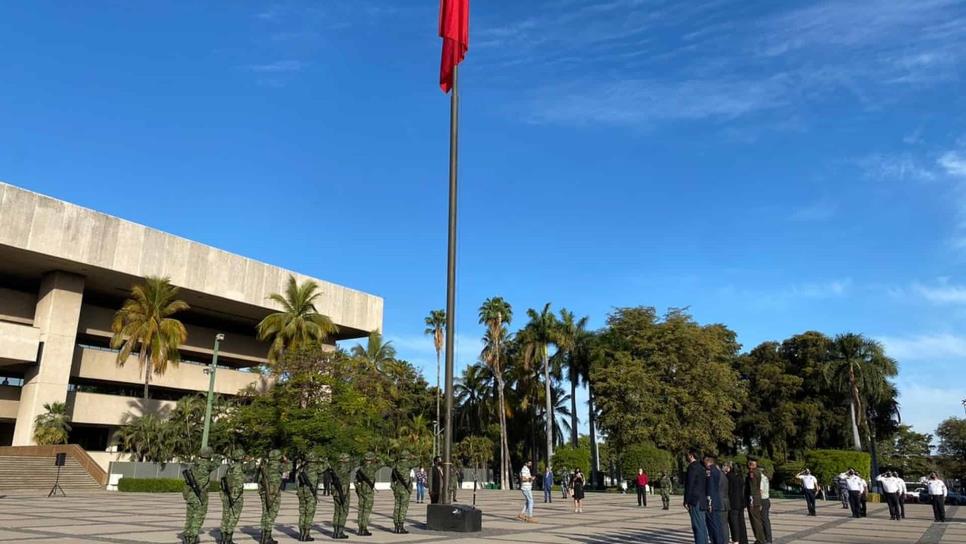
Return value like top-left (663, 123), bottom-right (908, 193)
top-left (0, 488), bottom-right (961, 543)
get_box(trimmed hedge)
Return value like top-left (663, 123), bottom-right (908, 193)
top-left (118, 478), bottom-right (221, 493)
top-left (803, 449), bottom-right (871, 488)
top-left (552, 445), bottom-right (591, 477)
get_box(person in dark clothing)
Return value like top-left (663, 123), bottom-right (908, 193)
top-left (725, 463), bottom-right (749, 544)
top-left (704, 454), bottom-right (729, 544)
top-left (636, 468), bottom-right (649, 507)
top-left (684, 448), bottom-right (709, 544)
top-left (430, 456), bottom-right (444, 504)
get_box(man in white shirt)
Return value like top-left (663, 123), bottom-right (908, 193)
top-left (895, 473), bottom-right (907, 519)
top-left (759, 470), bottom-right (773, 544)
top-left (844, 470), bottom-right (864, 518)
top-left (926, 472), bottom-right (948, 522)
top-left (517, 461), bottom-right (536, 523)
top-left (796, 469), bottom-right (819, 516)
top-left (876, 471), bottom-right (901, 520)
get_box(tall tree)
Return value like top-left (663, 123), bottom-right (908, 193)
top-left (424, 309), bottom-right (446, 456)
top-left (555, 309), bottom-right (589, 447)
top-left (256, 275), bottom-right (337, 365)
top-left (455, 363), bottom-right (493, 439)
top-left (521, 303), bottom-right (559, 463)
top-left (111, 276), bottom-right (189, 400)
top-left (824, 333), bottom-right (898, 451)
top-left (350, 330), bottom-right (396, 373)
top-left (479, 296), bottom-right (513, 490)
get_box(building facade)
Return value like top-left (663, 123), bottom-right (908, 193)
top-left (0, 181), bottom-right (383, 468)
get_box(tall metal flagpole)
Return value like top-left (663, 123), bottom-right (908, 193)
top-left (441, 64), bottom-right (459, 506)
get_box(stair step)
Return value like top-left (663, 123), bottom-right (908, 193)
top-left (0, 455), bottom-right (101, 490)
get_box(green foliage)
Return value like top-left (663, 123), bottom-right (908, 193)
top-left (803, 449), bottom-right (871, 487)
top-left (110, 276), bottom-right (189, 399)
top-left (117, 477), bottom-right (221, 493)
top-left (256, 275), bottom-right (337, 365)
top-left (114, 413), bottom-right (172, 462)
top-left (591, 307), bottom-right (745, 455)
top-left (935, 417), bottom-right (966, 479)
top-left (878, 425), bottom-right (934, 477)
top-left (774, 460), bottom-right (806, 487)
top-left (619, 444), bottom-right (673, 479)
top-left (722, 454), bottom-right (775, 479)
top-left (33, 402), bottom-right (71, 445)
top-left (552, 444), bottom-right (591, 476)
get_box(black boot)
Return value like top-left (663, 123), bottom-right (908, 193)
top-left (398, 524), bottom-right (409, 535)
top-left (305, 529), bottom-right (315, 542)
top-left (392, 524), bottom-right (400, 534)
top-left (358, 527), bottom-right (371, 536)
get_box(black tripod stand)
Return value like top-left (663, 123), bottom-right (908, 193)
top-left (48, 453), bottom-right (66, 497)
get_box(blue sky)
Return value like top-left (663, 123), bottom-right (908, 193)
top-left (2, 1), bottom-right (965, 440)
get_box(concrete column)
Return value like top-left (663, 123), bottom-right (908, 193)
top-left (12, 271), bottom-right (85, 445)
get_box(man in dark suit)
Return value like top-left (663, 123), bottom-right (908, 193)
top-left (683, 448), bottom-right (709, 544)
top-left (430, 456), bottom-right (444, 504)
top-left (705, 454), bottom-right (729, 544)
top-left (725, 462), bottom-right (749, 544)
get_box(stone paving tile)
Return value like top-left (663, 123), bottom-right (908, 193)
top-left (0, 490), bottom-right (961, 543)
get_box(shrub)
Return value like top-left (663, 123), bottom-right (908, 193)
top-left (803, 449), bottom-right (871, 488)
top-left (117, 477), bottom-right (221, 493)
top-left (774, 460), bottom-right (806, 487)
top-left (552, 445), bottom-right (591, 477)
top-left (620, 443), bottom-right (674, 480)
top-left (723, 454), bottom-right (775, 479)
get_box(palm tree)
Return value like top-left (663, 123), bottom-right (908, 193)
top-left (824, 333), bottom-right (898, 451)
top-left (350, 331), bottom-right (396, 372)
top-left (111, 276), bottom-right (189, 400)
top-left (521, 303), bottom-right (559, 463)
top-left (455, 363), bottom-right (494, 437)
top-left (479, 296), bottom-right (513, 490)
top-left (115, 413), bottom-right (172, 462)
top-left (424, 309), bottom-right (446, 457)
top-left (555, 309), bottom-right (589, 447)
top-left (257, 275), bottom-right (338, 365)
top-left (33, 402), bottom-right (71, 445)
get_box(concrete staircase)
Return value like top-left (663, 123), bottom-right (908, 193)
top-left (0, 445), bottom-right (105, 491)
top-left (0, 455), bottom-right (102, 491)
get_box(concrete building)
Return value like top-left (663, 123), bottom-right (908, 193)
top-left (0, 181), bottom-right (383, 469)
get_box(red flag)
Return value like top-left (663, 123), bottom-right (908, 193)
top-left (439, 0), bottom-right (469, 93)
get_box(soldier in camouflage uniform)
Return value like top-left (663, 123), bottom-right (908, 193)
top-left (659, 472), bottom-right (672, 510)
top-left (296, 450), bottom-right (325, 542)
top-left (258, 449), bottom-right (285, 544)
top-left (354, 452), bottom-right (379, 536)
top-left (390, 450), bottom-right (415, 534)
top-left (219, 447), bottom-right (247, 544)
top-left (181, 446), bottom-right (219, 544)
top-left (449, 459), bottom-right (461, 503)
top-left (328, 452), bottom-right (353, 539)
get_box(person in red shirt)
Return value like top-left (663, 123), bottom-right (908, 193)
top-left (636, 468), bottom-right (649, 507)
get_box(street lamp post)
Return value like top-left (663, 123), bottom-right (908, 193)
top-left (200, 333), bottom-right (224, 449)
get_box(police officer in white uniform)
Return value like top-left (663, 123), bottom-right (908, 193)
top-left (796, 469), bottom-right (819, 516)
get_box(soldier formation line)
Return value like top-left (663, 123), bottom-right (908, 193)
top-left (180, 447), bottom-right (418, 544)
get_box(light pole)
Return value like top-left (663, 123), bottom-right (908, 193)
top-left (200, 333), bottom-right (224, 449)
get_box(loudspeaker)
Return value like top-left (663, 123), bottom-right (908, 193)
top-left (426, 503), bottom-right (482, 532)
top-left (54, 453), bottom-right (66, 467)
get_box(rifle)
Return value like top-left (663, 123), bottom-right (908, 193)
top-left (220, 475), bottom-right (234, 509)
top-left (298, 469), bottom-right (318, 500)
top-left (259, 464), bottom-right (278, 505)
top-left (391, 468), bottom-right (412, 490)
top-left (356, 469), bottom-right (377, 493)
top-left (327, 468), bottom-right (347, 505)
top-left (182, 467), bottom-right (203, 500)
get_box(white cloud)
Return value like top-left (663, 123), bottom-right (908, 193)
top-left (895, 380), bottom-right (965, 436)
top-left (938, 150), bottom-right (966, 178)
top-left (912, 280), bottom-right (966, 304)
top-left (858, 153), bottom-right (937, 182)
top-left (877, 333), bottom-right (966, 360)
top-left (246, 60), bottom-right (305, 73)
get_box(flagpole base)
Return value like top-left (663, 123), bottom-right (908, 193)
top-left (425, 503), bottom-right (482, 532)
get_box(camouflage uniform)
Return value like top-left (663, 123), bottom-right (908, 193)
top-left (390, 451), bottom-right (415, 534)
top-left (296, 451), bottom-right (324, 541)
top-left (354, 452), bottom-right (379, 536)
top-left (182, 447), bottom-right (219, 544)
top-left (329, 453), bottom-right (353, 539)
top-left (219, 447), bottom-right (247, 544)
top-left (258, 450), bottom-right (285, 544)
top-left (660, 473), bottom-right (672, 510)
top-left (449, 462), bottom-right (460, 503)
